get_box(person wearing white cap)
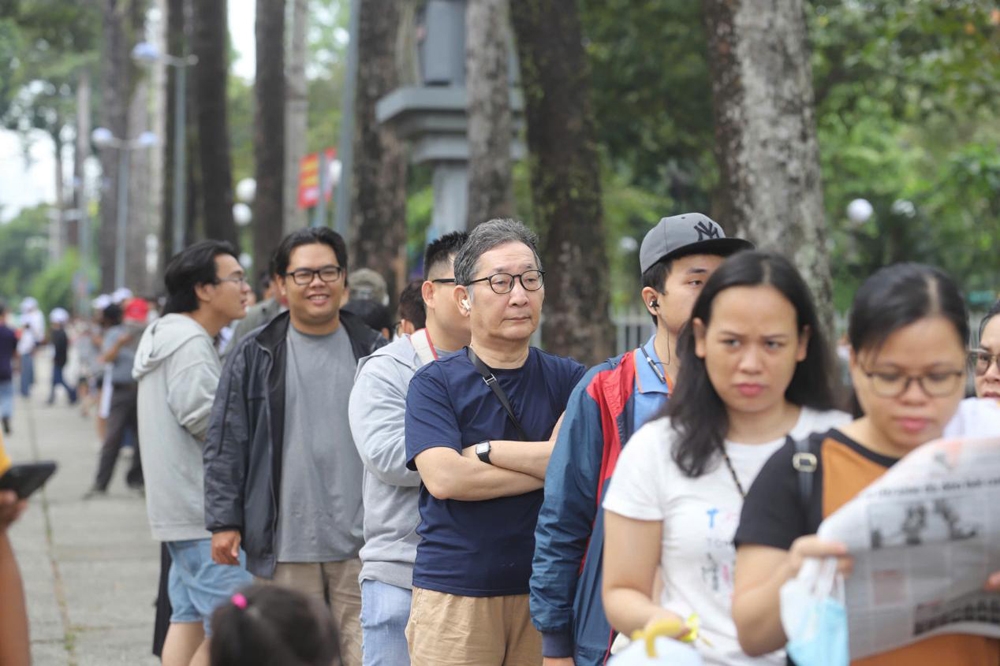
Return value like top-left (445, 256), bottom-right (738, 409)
top-left (47, 308), bottom-right (77, 406)
top-left (16, 298), bottom-right (44, 398)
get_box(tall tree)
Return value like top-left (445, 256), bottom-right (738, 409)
top-left (510, 0), bottom-right (613, 366)
top-left (97, 0), bottom-right (132, 292)
top-left (253, 0), bottom-right (286, 275)
top-left (702, 0), bottom-right (833, 330)
top-left (465, 0), bottom-right (512, 226)
top-left (193, 0), bottom-right (238, 247)
top-left (284, 0), bottom-right (309, 234)
top-left (350, 0), bottom-right (407, 304)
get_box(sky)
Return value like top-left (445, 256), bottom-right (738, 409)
top-left (0, 3), bottom-right (257, 223)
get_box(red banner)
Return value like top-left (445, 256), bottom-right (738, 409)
top-left (297, 148), bottom-right (337, 209)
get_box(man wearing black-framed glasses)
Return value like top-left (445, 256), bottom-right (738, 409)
top-left (205, 227), bottom-right (386, 666)
top-left (404, 218), bottom-right (586, 665)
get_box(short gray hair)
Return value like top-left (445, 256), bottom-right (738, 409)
top-left (454, 218), bottom-right (542, 287)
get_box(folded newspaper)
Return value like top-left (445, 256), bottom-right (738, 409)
top-left (817, 433), bottom-right (1000, 659)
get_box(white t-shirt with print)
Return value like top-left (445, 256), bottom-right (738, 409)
top-left (603, 407), bottom-right (850, 666)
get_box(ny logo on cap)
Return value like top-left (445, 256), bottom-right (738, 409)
top-left (694, 220), bottom-right (721, 241)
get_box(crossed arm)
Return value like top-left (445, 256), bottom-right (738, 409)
top-left (413, 413), bottom-right (564, 502)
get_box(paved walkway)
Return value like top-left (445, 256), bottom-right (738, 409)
top-left (5, 355), bottom-right (160, 665)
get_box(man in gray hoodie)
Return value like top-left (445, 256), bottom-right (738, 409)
top-left (133, 240), bottom-right (253, 666)
top-left (347, 231), bottom-right (469, 666)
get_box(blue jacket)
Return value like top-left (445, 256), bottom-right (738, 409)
top-left (531, 350), bottom-right (645, 664)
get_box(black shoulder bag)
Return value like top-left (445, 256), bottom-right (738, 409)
top-left (466, 347), bottom-right (527, 441)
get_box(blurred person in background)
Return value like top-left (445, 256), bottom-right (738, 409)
top-left (0, 303), bottom-right (16, 435)
top-left (47, 308), bottom-right (78, 406)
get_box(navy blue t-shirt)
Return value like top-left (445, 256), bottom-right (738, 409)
top-left (405, 347), bottom-right (586, 597)
top-left (0, 325), bottom-right (16, 381)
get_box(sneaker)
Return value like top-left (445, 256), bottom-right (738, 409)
top-left (82, 487), bottom-right (107, 500)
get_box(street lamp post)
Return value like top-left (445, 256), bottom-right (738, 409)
top-left (132, 42), bottom-right (198, 255)
top-left (92, 127), bottom-right (159, 290)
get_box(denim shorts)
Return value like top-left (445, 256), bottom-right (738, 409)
top-left (166, 538), bottom-right (252, 633)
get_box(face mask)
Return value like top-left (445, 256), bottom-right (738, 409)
top-left (780, 557), bottom-right (850, 666)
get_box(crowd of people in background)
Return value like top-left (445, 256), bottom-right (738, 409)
top-left (3, 212), bottom-right (1000, 666)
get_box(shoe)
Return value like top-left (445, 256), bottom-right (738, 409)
top-left (83, 487), bottom-right (107, 500)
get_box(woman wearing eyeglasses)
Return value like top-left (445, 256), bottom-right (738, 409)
top-left (973, 301), bottom-right (1000, 400)
top-left (732, 263), bottom-right (1000, 665)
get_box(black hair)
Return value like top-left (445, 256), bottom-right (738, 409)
top-left (666, 251), bottom-right (838, 478)
top-left (398, 279), bottom-right (426, 330)
top-left (255, 270), bottom-right (273, 301)
top-left (342, 298), bottom-right (393, 336)
top-left (848, 263), bottom-right (968, 355)
top-left (273, 227), bottom-right (348, 278)
top-left (209, 585), bottom-right (338, 666)
top-left (640, 258), bottom-right (673, 325)
top-left (102, 303), bottom-right (123, 326)
top-left (846, 263), bottom-right (968, 416)
top-left (424, 231), bottom-right (469, 279)
top-left (162, 240), bottom-right (239, 315)
top-left (978, 300), bottom-right (1000, 343)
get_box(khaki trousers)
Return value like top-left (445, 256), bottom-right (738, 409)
top-left (257, 559), bottom-right (363, 666)
top-left (405, 587), bottom-right (542, 666)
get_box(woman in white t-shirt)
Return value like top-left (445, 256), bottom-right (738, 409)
top-left (601, 251), bottom-right (849, 666)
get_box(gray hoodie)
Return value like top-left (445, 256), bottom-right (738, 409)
top-left (348, 333), bottom-right (428, 589)
top-left (133, 314), bottom-right (223, 542)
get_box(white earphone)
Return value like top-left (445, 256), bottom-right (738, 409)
top-left (461, 298), bottom-right (471, 311)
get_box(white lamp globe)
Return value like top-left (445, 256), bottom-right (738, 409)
top-left (846, 198), bottom-right (874, 224)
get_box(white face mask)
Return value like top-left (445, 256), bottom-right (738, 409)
top-left (781, 557), bottom-right (850, 666)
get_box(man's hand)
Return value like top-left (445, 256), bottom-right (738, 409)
top-left (211, 530), bottom-right (241, 565)
top-left (543, 659), bottom-right (575, 666)
top-left (0, 491), bottom-right (27, 532)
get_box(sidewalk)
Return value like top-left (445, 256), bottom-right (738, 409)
top-left (5, 355), bottom-right (160, 666)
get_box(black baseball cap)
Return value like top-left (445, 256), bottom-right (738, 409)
top-left (639, 213), bottom-right (754, 274)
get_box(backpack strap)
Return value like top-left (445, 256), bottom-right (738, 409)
top-left (466, 347), bottom-right (528, 441)
top-left (791, 434), bottom-right (819, 506)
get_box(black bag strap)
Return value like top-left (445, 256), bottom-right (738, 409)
top-left (466, 347), bottom-right (527, 441)
top-left (790, 434), bottom-right (819, 506)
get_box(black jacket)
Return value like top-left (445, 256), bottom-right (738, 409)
top-left (203, 310), bottom-right (386, 578)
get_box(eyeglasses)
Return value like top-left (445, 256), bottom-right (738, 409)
top-left (466, 270), bottom-right (545, 295)
top-left (862, 369), bottom-right (965, 398)
top-left (969, 350), bottom-right (1000, 377)
top-left (217, 275), bottom-right (249, 286)
top-left (430, 278), bottom-right (456, 285)
top-left (285, 266), bottom-right (344, 286)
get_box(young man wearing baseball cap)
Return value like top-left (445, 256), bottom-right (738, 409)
top-left (530, 213), bottom-right (752, 666)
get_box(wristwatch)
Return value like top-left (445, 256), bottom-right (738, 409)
top-left (475, 441), bottom-right (492, 465)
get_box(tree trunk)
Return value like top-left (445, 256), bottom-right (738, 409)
top-left (127, 74), bottom-right (152, 293)
top-left (160, 0), bottom-right (185, 270)
top-left (71, 68), bottom-right (91, 250)
top-left (350, 0), bottom-right (407, 307)
top-left (193, 0), bottom-right (238, 247)
top-left (284, 0), bottom-right (309, 234)
top-left (703, 0), bottom-right (834, 332)
top-left (254, 0), bottom-right (286, 277)
top-left (52, 124), bottom-right (65, 259)
top-left (466, 0), bottom-right (513, 227)
top-left (510, 0), bottom-right (613, 366)
top-left (98, 0), bottom-right (130, 294)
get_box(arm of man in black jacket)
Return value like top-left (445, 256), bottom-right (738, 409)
top-left (204, 340), bottom-right (251, 565)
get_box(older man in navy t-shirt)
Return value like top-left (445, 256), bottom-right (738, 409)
top-left (405, 219), bottom-right (585, 665)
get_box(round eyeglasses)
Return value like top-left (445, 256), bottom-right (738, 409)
top-left (465, 270), bottom-right (545, 295)
top-left (285, 266), bottom-right (344, 286)
top-left (969, 350), bottom-right (1000, 377)
top-left (862, 369), bottom-right (965, 398)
